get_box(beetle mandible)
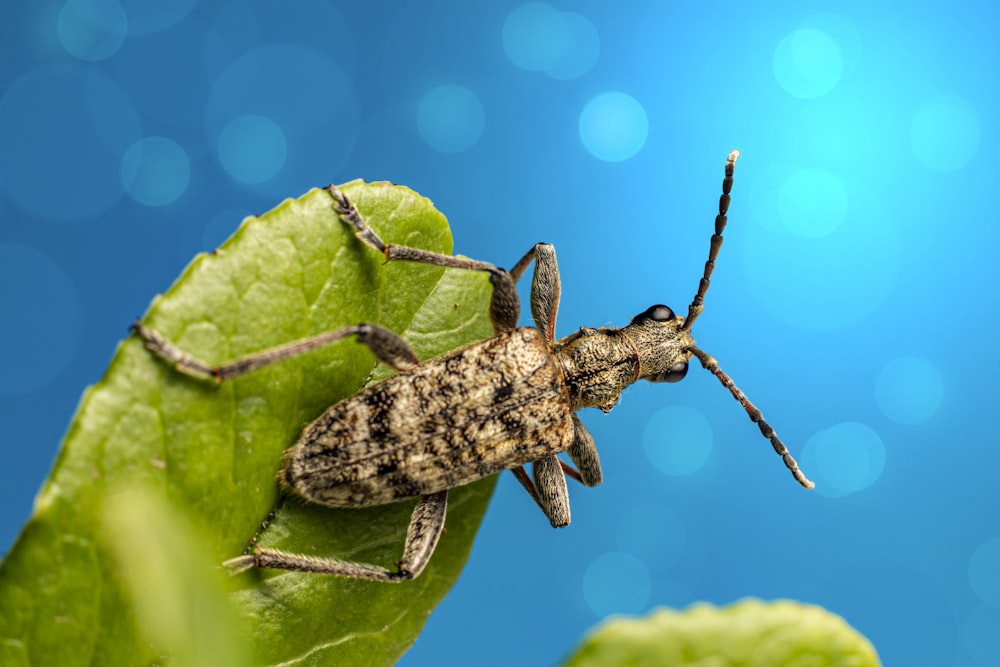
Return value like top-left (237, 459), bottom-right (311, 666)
top-left (134, 149), bottom-right (814, 582)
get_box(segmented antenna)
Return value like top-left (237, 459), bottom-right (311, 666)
top-left (682, 149), bottom-right (739, 331)
top-left (688, 347), bottom-right (815, 489)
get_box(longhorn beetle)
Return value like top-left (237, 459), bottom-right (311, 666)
top-left (134, 149), bottom-right (814, 582)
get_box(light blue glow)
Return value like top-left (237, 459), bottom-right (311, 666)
top-left (0, 244), bottom-right (83, 398)
top-left (57, 0), bottom-right (128, 62)
top-left (502, 3), bottom-right (598, 80)
top-left (801, 422), bottom-right (885, 498)
top-left (582, 552), bottom-right (651, 617)
top-left (911, 94), bottom-right (981, 172)
top-left (778, 168), bottom-right (848, 238)
top-left (218, 115), bottom-right (288, 185)
top-left (578, 92), bottom-right (648, 162)
top-left (120, 136), bottom-right (190, 206)
top-left (416, 85), bottom-right (485, 154)
top-left (773, 29), bottom-right (843, 99)
top-left (875, 356), bottom-right (944, 425)
top-left (643, 405), bottom-right (713, 476)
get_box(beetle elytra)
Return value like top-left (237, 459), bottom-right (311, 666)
top-left (134, 149), bottom-right (813, 582)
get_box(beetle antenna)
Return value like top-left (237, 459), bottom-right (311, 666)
top-left (682, 149), bottom-right (739, 331)
top-left (688, 346), bottom-right (815, 489)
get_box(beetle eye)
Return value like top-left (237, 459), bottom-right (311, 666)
top-left (664, 361), bottom-right (688, 382)
top-left (631, 304), bottom-right (675, 324)
top-left (647, 361), bottom-right (689, 383)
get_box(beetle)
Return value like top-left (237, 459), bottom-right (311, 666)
top-left (134, 149), bottom-right (813, 582)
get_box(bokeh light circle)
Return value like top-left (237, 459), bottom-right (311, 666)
top-left (910, 94), bottom-right (981, 172)
top-left (582, 552), bottom-right (651, 617)
top-left (777, 168), bottom-right (848, 238)
top-left (57, 0), bottom-right (128, 62)
top-left (206, 43), bottom-right (360, 195)
top-left (416, 85), bottom-right (486, 154)
top-left (578, 92), bottom-right (648, 162)
top-left (875, 356), bottom-right (944, 425)
top-left (968, 539), bottom-right (1000, 607)
top-left (206, 0), bottom-right (357, 79)
top-left (964, 604), bottom-right (1000, 666)
top-left (773, 29), bottom-right (843, 99)
top-left (643, 405), bottom-right (713, 476)
top-left (217, 115), bottom-right (288, 184)
top-left (0, 64), bottom-right (141, 222)
top-left (120, 136), bottom-right (191, 206)
top-left (545, 12), bottom-right (599, 80)
top-left (502, 3), bottom-right (599, 80)
top-left (800, 422), bottom-right (885, 498)
top-left (0, 243), bottom-right (84, 398)
top-left (118, 0), bottom-right (201, 35)
top-left (741, 175), bottom-right (898, 330)
top-left (798, 14), bottom-right (863, 77)
top-left (503, 3), bottom-right (569, 72)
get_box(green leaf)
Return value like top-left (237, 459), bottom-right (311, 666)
top-left (563, 599), bottom-right (881, 667)
top-left (0, 181), bottom-right (497, 666)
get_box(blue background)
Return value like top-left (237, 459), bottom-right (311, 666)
top-left (1, 1), bottom-right (998, 665)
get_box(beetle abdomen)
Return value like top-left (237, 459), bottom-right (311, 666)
top-left (281, 327), bottom-right (573, 507)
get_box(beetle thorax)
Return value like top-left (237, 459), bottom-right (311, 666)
top-left (553, 327), bottom-right (638, 412)
top-left (553, 306), bottom-right (696, 413)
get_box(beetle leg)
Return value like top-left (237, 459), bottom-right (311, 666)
top-left (133, 321), bottom-right (419, 383)
top-left (557, 417), bottom-right (603, 487)
top-left (510, 461), bottom-right (571, 528)
top-left (224, 491), bottom-right (448, 582)
top-left (532, 454), bottom-right (571, 528)
top-left (510, 465), bottom-right (558, 522)
top-left (392, 489), bottom-right (449, 578)
top-left (510, 243), bottom-right (561, 342)
top-left (328, 184), bottom-right (525, 333)
top-left (565, 415), bottom-right (603, 487)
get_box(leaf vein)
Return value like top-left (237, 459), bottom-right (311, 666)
top-left (269, 608), bottom-right (410, 667)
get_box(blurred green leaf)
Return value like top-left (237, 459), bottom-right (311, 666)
top-left (104, 487), bottom-right (252, 667)
top-left (563, 598), bottom-right (881, 667)
top-left (0, 181), bottom-right (496, 666)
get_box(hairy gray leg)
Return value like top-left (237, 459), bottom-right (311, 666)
top-left (133, 321), bottom-right (419, 382)
top-left (329, 184), bottom-right (526, 333)
top-left (224, 490), bottom-right (449, 582)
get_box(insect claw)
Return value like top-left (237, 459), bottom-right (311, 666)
top-left (222, 554), bottom-right (258, 575)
